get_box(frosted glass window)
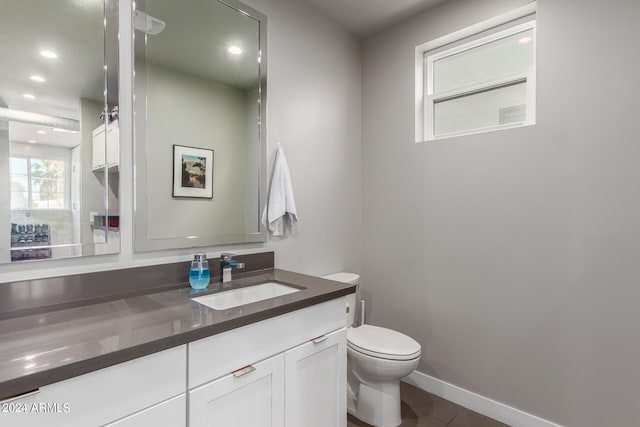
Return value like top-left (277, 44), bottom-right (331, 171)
top-left (434, 81), bottom-right (526, 136)
top-left (433, 29), bottom-right (534, 93)
top-left (425, 19), bottom-right (536, 140)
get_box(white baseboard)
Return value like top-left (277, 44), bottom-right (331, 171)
top-left (404, 370), bottom-right (563, 427)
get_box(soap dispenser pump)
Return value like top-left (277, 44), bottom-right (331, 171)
top-left (189, 252), bottom-right (210, 290)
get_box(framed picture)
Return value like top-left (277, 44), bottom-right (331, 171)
top-left (172, 145), bottom-right (214, 198)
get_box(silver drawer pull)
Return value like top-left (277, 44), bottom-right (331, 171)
top-left (1, 389), bottom-right (40, 403)
top-left (232, 365), bottom-right (256, 377)
top-left (311, 335), bottom-right (328, 344)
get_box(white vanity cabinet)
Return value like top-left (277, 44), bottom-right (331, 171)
top-left (187, 297), bottom-right (346, 427)
top-left (1, 296), bottom-right (347, 427)
top-left (1, 345), bottom-right (186, 427)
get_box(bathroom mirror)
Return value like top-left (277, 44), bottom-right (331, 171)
top-left (134, 0), bottom-right (267, 251)
top-left (0, 0), bottom-right (120, 263)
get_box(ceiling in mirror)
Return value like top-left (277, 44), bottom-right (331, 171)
top-left (0, 0), bottom-right (105, 119)
top-left (141, 1), bottom-right (260, 89)
top-left (0, 0), bottom-right (120, 263)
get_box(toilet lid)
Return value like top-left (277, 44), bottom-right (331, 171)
top-left (347, 325), bottom-right (421, 361)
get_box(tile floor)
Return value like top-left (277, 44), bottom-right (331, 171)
top-left (347, 382), bottom-right (510, 427)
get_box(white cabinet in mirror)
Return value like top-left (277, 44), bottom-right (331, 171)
top-left (92, 119), bottom-right (120, 171)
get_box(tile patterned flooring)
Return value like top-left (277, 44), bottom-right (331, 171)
top-left (347, 382), bottom-right (510, 427)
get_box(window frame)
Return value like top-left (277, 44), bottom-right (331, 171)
top-left (423, 19), bottom-right (536, 141)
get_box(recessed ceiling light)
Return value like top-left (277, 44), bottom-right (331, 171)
top-left (228, 46), bottom-right (242, 55)
top-left (40, 50), bottom-right (58, 59)
top-left (23, 93), bottom-right (36, 100)
top-left (28, 139), bottom-right (37, 144)
top-left (518, 36), bottom-right (533, 45)
top-left (30, 75), bottom-right (46, 83)
top-left (36, 130), bottom-right (46, 135)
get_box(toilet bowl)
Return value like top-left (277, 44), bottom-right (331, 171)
top-left (322, 273), bottom-right (421, 427)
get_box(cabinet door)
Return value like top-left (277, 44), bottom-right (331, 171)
top-left (284, 328), bottom-right (346, 427)
top-left (92, 124), bottom-right (106, 170)
top-left (189, 353), bottom-right (285, 427)
top-left (106, 121), bottom-right (119, 168)
top-left (103, 394), bottom-right (186, 427)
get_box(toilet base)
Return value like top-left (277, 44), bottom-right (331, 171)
top-left (348, 377), bottom-right (402, 427)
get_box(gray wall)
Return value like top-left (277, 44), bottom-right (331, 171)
top-left (0, 0), bottom-right (362, 283)
top-left (361, 0), bottom-right (640, 426)
top-left (145, 63), bottom-right (248, 239)
top-left (241, 0), bottom-right (363, 275)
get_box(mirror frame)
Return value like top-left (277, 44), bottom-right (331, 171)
top-left (133, 0), bottom-right (267, 252)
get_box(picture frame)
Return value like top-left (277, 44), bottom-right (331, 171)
top-left (172, 145), bottom-right (214, 198)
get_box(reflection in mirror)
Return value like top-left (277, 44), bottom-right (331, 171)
top-left (0, 0), bottom-right (120, 263)
top-left (134, 0), bottom-right (266, 251)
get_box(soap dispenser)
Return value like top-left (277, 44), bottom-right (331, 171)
top-left (189, 252), bottom-right (210, 290)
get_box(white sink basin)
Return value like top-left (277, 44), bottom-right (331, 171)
top-left (192, 282), bottom-right (300, 310)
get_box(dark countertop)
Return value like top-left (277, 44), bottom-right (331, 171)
top-left (0, 268), bottom-right (355, 401)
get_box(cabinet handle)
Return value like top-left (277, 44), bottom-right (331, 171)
top-left (311, 335), bottom-right (328, 343)
top-left (232, 365), bottom-right (256, 377)
top-left (0, 389), bottom-right (40, 403)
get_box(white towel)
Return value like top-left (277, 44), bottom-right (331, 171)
top-left (262, 146), bottom-right (298, 236)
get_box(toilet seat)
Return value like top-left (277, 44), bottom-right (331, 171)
top-left (347, 325), bottom-right (421, 361)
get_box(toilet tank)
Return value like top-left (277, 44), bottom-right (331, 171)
top-left (322, 272), bottom-right (359, 327)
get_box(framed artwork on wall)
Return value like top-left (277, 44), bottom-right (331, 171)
top-left (172, 145), bottom-right (214, 198)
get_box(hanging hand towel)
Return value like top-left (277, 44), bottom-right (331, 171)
top-left (262, 146), bottom-right (298, 236)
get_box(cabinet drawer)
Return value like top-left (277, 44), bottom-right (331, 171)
top-left (0, 345), bottom-right (186, 427)
top-left (103, 394), bottom-right (186, 427)
top-left (189, 297), bottom-right (345, 388)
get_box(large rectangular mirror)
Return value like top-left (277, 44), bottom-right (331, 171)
top-left (134, 0), bottom-right (266, 251)
top-left (0, 0), bottom-right (120, 263)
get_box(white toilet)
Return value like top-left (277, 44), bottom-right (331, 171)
top-left (323, 273), bottom-right (421, 427)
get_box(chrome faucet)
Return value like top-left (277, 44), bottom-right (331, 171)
top-left (220, 253), bottom-right (245, 283)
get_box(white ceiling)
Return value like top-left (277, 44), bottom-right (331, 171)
top-left (0, 0), bottom-right (441, 150)
top-left (297, 0), bottom-right (447, 36)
